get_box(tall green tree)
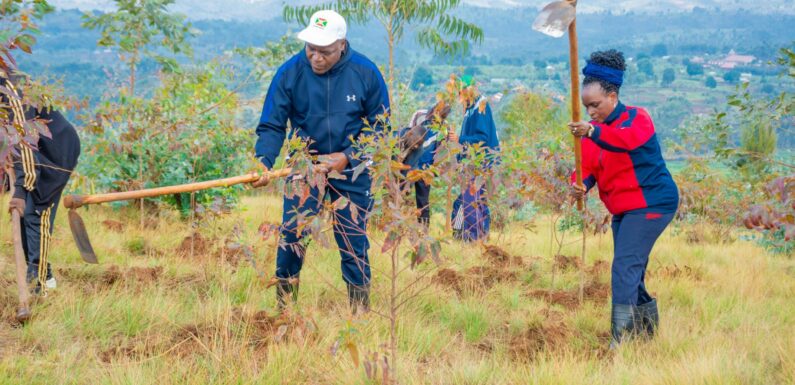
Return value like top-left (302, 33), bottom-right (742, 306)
top-left (637, 59), bottom-right (654, 78)
top-left (284, 0), bottom-right (483, 122)
top-left (410, 65), bottom-right (433, 90)
top-left (686, 62), bottom-right (704, 76)
top-left (662, 68), bottom-right (676, 86)
top-left (82, 0), bottom-right (194, 99)
top-left (724, 70), bottom-right (741, 83)
top-left (705, 75), bottom-right (717, 88)
top-left (82, 0), bottom-right (194, 226)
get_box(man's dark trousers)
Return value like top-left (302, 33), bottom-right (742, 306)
top-left (276, 175), bottom-right (373, 286)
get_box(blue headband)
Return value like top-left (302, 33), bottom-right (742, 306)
top-left (583, 61), bottom-right (624, 87)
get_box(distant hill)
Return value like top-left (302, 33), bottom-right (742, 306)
top-left (49, 0), bottom-right (795, 21)
top-left (18, 6), bottom-right (794, 111)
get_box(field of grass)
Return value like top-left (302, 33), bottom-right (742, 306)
top-left (1, 193), bottom-right (794, 384)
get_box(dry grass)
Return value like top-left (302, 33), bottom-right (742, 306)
top-left (1, 193), bottom-right (793, 384)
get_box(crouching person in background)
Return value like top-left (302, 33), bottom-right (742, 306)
top-left (400, 101), bottom-right (451, 228)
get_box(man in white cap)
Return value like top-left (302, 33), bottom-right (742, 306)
top-left (252, 10), bottom-right (390, 313)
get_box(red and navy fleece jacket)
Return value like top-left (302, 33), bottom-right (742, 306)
top-left (573, 102), bottom-right (679, 216)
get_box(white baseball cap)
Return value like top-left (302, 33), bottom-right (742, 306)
top-left (297, 10), bottom-right (347, 47)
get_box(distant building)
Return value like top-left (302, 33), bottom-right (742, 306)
top-left (708, 50), bottom-right (756, 69)
top-left (740, 73), bottom-right (752, 83)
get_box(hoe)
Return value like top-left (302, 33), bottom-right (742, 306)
top-left (64, 168), bottom-right (291, 264)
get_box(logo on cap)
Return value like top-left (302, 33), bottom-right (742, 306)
top-left (314, 17), bottom-right (328, 29)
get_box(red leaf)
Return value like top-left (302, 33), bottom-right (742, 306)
top-left (298, 184), bottom-right (311, 207)
top-left (381, 231), bottom-right (399, 253)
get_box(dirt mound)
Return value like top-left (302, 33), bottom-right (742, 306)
top-left (508, 321), bottom-right (570, 361)
top-left (554, 255), bottom-right (581, 270)
top-left (174, 234), bottom-right (253, 269)
top-left (432, 266), bottom-right (518, 294)
top-left (100, 265), bottom-right (163, 286)
top-left (528, 289), bottom-right (579, 307)
top-left (101, 220), bottom-right (125, 232)
top-left (528, 281), bottom-right (610, 307)
top-left (99, 309), bottom-right (318, 362)
top-left (432, 269), bottom-right (464, 293)
top-left (588, 260), bottom-right (610, 276)
top-left (483, 244), bottom-right (523, 266)
top-left (98, 336), bottom-right (154, 363)
top-left (466, 266), bottom-right (517, 290)
top-left (100, 267), bottom-right (123, 286)
top-left (175, 233), bottom-right (213, 258)
top-left (582, 281), bottom-right (610, 301)
top-left (127, 266), bottom-right (163, 283)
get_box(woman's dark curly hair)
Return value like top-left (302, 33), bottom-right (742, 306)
top-left (583, 49), bottom-right (626, 95)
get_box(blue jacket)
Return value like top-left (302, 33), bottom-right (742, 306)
top-left (460, 95), bottom-right (499, 151)
top-left (416, 127), bottom-right (439, 169)
top-left (255, 45), bottom-right (390, 176)
top-left (459, 95), bottom-right (500, 167)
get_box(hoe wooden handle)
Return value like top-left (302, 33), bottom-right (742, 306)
top-left (5, 167), bottom-right (31, 320)
top-left (568, 18), bottom-right (584, 211)
top-left (64, 168), bottom-right (292, 209)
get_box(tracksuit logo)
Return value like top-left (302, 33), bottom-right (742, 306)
top-left (347, 95), bottom-right (356, 102)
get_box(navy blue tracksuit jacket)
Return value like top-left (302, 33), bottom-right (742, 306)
top-left (254, 45), bottom-right (389, 286)
top-left (255, 45), bottom-right (390, 174)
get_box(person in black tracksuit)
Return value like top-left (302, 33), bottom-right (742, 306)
top-left (5, 73), bottom-right (81, 295)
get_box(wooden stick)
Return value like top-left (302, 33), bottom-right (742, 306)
top-left (6, 168), bottom-right (31, 316)
top-left (568, 17), bottom-right (584, 211)
top-left (64, 168), bottom-right (291, 209)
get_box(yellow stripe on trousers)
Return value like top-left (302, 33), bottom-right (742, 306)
top-left (38, 206), bottom-right (52, 296)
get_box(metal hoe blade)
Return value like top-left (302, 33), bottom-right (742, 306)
top-left (68, 209), bottom-right (98, 264)
top-left (532, 0), bottom-right (577, 38)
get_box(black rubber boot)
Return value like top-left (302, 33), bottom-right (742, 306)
top-left (636, 298), bottom-right (659, 338)
top-left (276, 277), bottom-right (299, 310)
top-left (347, 283), bottom-right (370, 314)
top-left (610, 304), bottom-right (640, 349)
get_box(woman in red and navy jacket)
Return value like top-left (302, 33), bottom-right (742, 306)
top-left (568, 50), bottom-right (679, 348)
